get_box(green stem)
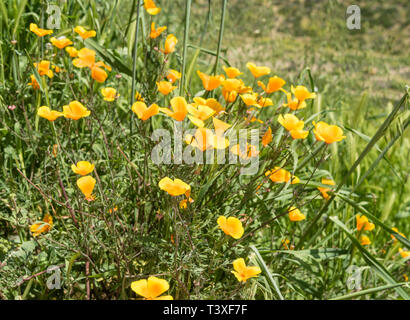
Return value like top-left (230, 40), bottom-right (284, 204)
top-left (129, 0), bottom-right (142, 159)
top-left (180, 0), bottom-right (192, 96)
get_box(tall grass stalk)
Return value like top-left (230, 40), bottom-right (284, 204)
top-left (129, 0), bottom-right (142, 158)
top-left (179, 0), bottom-right (192, 96)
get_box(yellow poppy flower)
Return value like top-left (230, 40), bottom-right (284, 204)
top-left (317, 178), bottom-right (335, 199)
top-left (288, 207), bottom-right (306, 222)
top-left (50, 37), bottom-right (73, 49)
top-left (187, 103), bottom-right (215, 124)
top-left (73, 48), bottom-right (96, 68)
top-left (131, 277), bottom-right (172, 300)
top-left (360, 235), bottom-right (371, 246)
top-left (71, 161), bottom-right (95, 176)
top-left (313, 121), bottom-right (346, 144)
top-left (223, 66), bottom-right (242, 78)
top-left (256, 96), bottom-right (273, 108)
top-left (222, 78), bottom-right (242, 93)
top-left (37, 106), bottom-right (63, 121)
top-left (150, 22), bottom-right (167, 39)
top-left (197, 71), bottom-right (224, 91)
top-left (246, 62), bottom-right (270, 78)
top-left (132, 102), bottom-right (159, 121)
top-left (100, 87), bottom-right (118, 102)
top-left (262, 127), bottom-right (272, 147)
top-left (265, 167), bottom-right (299, 184)
top-left (164, 34), bottom-right (178, 54)
top-left (62, 101), bottom-right (91, 120)
top-left (217, 216), bottom-right (244, 239)
top-left (77, 175), bottom-right (96, 201)
top-left (222, 88), bottom-right (238, 103)
top-left (143, 0), bottom-right (161, 15)
top-left (398, 248), bottom-right (410, 259)
top-left (283, 90), bottom-right (307, 110)
top-left (240, 93), bottom-right (258, 107)
top-left (166, 69), bottom-right (182, 83)
top-left (29, 23), bottom-right (53, 37)
top-left (257, 76), bottom-right (285, 93)
top-left (158, 177), bottom-right (191, 197)
top-left (74, 26), bottom-right (96, 39)
top-left (157, 81), bottom-right (177, 95)
top-left (65, 46), bottom-right (78, 57)
top-left (30, 213), bottom-right (53, 237)
top-left (159, 96), bottom-right (188, 121)
top-left (231, 258), bottom-right (261, 282)
top-left (278, 114), bottom-right (309, 139)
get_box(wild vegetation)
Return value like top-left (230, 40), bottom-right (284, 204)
top-left (0, 0), bottom-right (409, 300)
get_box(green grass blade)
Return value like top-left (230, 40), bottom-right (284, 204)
top-left (330, 216), bottom-right (410, 300)
top-left (251, 245), bottom-right (284, 300)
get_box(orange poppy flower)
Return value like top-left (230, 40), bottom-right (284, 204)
top-left (356, 215), bottom-right (375, 232)
top-left (71, 161), bottom-right (95, 176)
top-left (265, 167), bottom-right (299, 184)
top-left (197, 71), bottom-right (224, 91)
top-left (157, 81), bottom-right (177, 95)
top-left (159, 96), bottom-right (188, 121)
top-left (246, 62), bottom-right (270, 78)
top-left (77, 175), bottom-right (96, 201)
top-left (73, 48), bottom-right (96, 68)
top-left (257, 76), bottom-right (285, 93)
top-left (223, 66), bottom-right (242, 78)
top-left (37, 106), bottom-right (63, 121)
top-left (132, 102), bottom-right (159, 121)
top-left (65, 46), bottom-right (78, 58)
top-left (282, 90), bottom-right (306, 110)
top-left (313, 121), bottom-right (346, 144)
top-left (62, 101), bottom-right (91, 120)
top-left (150, 22), bottom-right (167, 39)
top-left (30, 214), bottom-right (53, 237)
top-left (256, 97), bottom-right (273, 108)
top-left (360, 235), bottom-right (371, 246)
top-left (131, 277), bottom-right (172, 300)
top-left (262, 127), bottom-right (272, 147)
top-left (34, 60), bottom-right (53, 78)
top-left (230, 143), bottom-right (259, 160)
top-left (164, 34), bottom-right (178, 54)
top-left (50, 37), bottom-right (73, 49)
top-left (288, 207), bottom-right (306, 221)
top-left (166, 69), bottom-right (182, 83)
top-left (29, 23), bottom-right (53, 37)
top-left (222, 88), bottom-right (238, 103)
top-left (74, 26), bottom-right (96, 39)
top-left (291, 85), bottom-right (316, 102)
top-left (158, 177), bottom-right (190, 197)
top-left (144, 0), bottom-right (161, 15)
top-left (240, 93), bottom-right (259, 107)
top-left (231, 258), bottom-right (261, 282)
top-left (28, 75), bottom-right (40, 90)
top-left (317, 178), bottom-right (336, 199)
top-left (217, 216), bottom-right (244, 239)
top-left (398, 248), bottom-right (410, 258)
top-left (278, 114), bottom-right (309, 139)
